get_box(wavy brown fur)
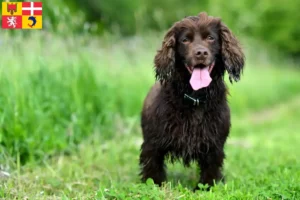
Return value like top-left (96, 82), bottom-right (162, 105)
top-left (139, 12), bottom-right (245, 190)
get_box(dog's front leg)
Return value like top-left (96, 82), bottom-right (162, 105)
top-left (139, 142), bottom-right (167, 186)
top-left (195, 149), bottom-right (225, 191)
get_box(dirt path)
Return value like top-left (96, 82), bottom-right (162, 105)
top-left (247, 95), bottom-right (300, 125)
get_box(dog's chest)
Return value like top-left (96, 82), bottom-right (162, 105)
top-left (157, 108), bottom-right (218, 162)
top-left (162, 107), bottom-right (213, 146)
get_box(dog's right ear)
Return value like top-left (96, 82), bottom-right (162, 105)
top-left (154, 25), bottom-right (177, 84)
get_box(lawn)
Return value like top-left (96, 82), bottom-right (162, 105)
top-left (0, 32), bottom-right (300, 199)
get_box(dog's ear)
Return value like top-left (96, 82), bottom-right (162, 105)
top-left (154, 25), bottom-right (177, 84)
top-left (220, 22), bottom-right (245, 83)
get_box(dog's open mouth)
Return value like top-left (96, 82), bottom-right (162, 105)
top-left (185, 61), bottom-right (215, 91)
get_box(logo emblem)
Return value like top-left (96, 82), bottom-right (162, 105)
top-left (7, 3), bottom-right (17, 15)
top-left (28, 16), bottom-right (36, 28)
top-left (2, 2), bottom-right (43, 29)
top-left (7, 16), bottom-right (17, 28)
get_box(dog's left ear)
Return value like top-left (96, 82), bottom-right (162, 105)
top-left (220, 22), bottom-right (245, 83)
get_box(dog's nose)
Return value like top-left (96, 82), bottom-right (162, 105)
top-left (195, 48), bottom-right (208, 58)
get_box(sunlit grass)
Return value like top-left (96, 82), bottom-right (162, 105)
top-left (0, 32), bottom-right (300, 199)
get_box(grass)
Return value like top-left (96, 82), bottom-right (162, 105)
top-left (0, 31), bottom-right (300, 199)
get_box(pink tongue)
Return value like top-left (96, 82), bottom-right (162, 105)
top-left (189, 67), bottom-right (212, 90)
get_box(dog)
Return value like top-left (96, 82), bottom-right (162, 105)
top-left (139, 12), bottom-right (245, 190)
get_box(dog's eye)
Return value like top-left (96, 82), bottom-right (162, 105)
top-left (207, 35), bottom-right (215, 41)
top-left (181, 37), bottom-right (190, 43)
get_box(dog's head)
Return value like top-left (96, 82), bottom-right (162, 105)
top-left (154, 12), bottom-right (245, 90)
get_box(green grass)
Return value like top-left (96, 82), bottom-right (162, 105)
top-left (0, 32), bottom-right (300, 199)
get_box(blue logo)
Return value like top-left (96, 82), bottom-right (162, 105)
top-left (28, 16), bottom-right (37, 28)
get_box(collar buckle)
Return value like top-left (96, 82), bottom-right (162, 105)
top-left (184, 94), bottom-right (202, 106)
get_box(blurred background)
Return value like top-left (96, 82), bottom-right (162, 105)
top-left (10, 0), bottom-right (300, 56)
top-left (0, 0), bottom-right (300, 199)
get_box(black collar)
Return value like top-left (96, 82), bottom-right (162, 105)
top-left (183, 93), bottom-right (207, 106)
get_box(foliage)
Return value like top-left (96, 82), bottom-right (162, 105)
top-left (2, 0), bottom-right (299, 54)
top-left (1, 96), bottom-right (300, 198)
top-left (1, 32), bottom-right (300, 165)
top-left (20, 0), bottom-right (299, 55)
top-left (0, 1), bottom-right (299, 198)
top-left (0, 4), bottom-right (299, 197)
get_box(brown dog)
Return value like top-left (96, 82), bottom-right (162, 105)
top-left (139, 12), bottom-right (245, 190)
